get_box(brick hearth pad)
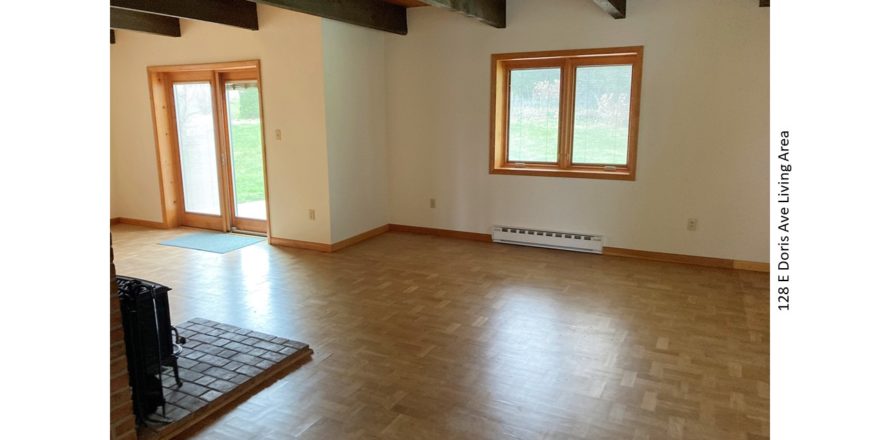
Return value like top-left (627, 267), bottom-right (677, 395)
top-left (139, 318), bottom-right (312, 440)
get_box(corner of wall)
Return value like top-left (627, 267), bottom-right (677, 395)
top-left (321, 20), bottom-right (391, 244)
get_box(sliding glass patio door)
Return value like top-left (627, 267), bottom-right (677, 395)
top-left (219, 72), bottom-right (267, 233)
top-left (166, 68), bottom-right (267, 233)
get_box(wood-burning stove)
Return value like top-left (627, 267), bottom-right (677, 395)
top-left (116, 276), bottom-right (185, 424)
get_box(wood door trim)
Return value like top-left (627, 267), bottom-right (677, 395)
top-left (255, 61), bottom-right (272, 240)
top-left (213, 70), bottom-right (232, 232)
top-left (147, 60), bottom-right (269, 234)
top-left (148, 60), bottom-right (260, 74)
top-left (213, 71), bottom-right (235, 232)
top-left (147, 72), bottom-right (175, 228)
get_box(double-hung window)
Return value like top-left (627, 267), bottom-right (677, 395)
top-left (490, 47), bottom-right (643, 180)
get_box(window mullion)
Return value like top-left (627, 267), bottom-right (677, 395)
top-left (558, 59), bottom-right (575, 169)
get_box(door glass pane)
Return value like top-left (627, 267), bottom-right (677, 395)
top-left (507, 68), bottom-right (561, 163)
top-left (572, 65), bottom-right (632, 165)
top-left (172, 82), bottom-right (221, 215)
top-left (224, 81), bottom-right (266, 221)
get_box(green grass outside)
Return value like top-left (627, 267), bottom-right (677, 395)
top-left (509, 120), bottom-right (628, 165)
top-left (229, 123), bottom-right (265, 204)
top-left (571, 122), bottom-right (628, 165)
top-left (508, 65), bottom-right (631, 166)
top-left (509, 119), bottom-right (559, 162)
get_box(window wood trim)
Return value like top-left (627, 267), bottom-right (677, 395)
top-left (489, 46), bottom-right (643, 180)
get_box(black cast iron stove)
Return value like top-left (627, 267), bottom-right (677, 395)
top-left (116, 276), bottom-right (186, 425)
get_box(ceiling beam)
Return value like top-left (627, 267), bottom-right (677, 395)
top-left (420, 0), bottom-right (506, 28)
top-left (110, 0), bottom-right (258, 30)
top-left (760, 0), bottom-right (769, 6)
top-left (111, 8), bottom-right (181, 37)
top-left (249, 0), bottom-right (407, 35)
top-left (592, 0), bottom-right (626, 19)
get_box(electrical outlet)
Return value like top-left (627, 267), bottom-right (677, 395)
top-left (430, 198), bottom-right (436, 209)
top-left (275, 129), bottom-right (282, 141)
top-left (687, 218), bottom-right (698, 231)
top-left (309, 209), bottom-right (316, 220)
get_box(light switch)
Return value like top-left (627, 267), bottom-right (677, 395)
top-left (275, 129), bottom-right (282, 141)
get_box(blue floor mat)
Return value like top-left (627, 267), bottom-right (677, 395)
top-left (159, 232), bottom-right (264, 254)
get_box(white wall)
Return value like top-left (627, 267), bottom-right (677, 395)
top-left (385, 0), bottom-right (769, 262)
top-left (322, 21), bottom-right (390, 242)
top-left (110, 5), bottom-right (332, 244)
top-left (111, 0), bottom-right (769, 260)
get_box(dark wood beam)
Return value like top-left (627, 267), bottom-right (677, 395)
top-left (592, 0), bottom-right (626, 19)
top-left (110, 0), bottom-right (258, 30)
top-left (110, 29), bottom-right (116, 44)
top-left (110, 8), bottom-right (181, 37)
top-left (249, 0), bottom-right (407, 35)
top-left (760, 0), bottom-right (769, 7)
top-left (420, 0), bottom-right (505, 28)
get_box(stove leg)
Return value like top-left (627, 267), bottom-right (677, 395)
top-left (172, 358), bottom-right (182, 387)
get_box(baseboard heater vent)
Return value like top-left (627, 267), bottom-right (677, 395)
top-left (492, 225), bottom-right (604, 254)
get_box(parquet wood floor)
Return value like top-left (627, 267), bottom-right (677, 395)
top-left (112, 225), bottom-right (769, 440)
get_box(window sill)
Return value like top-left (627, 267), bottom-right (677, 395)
top-left (489, 165), bottom-right (635, 181)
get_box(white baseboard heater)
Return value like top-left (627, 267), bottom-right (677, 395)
top-left (492, 225), bottom-right (604, 254)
